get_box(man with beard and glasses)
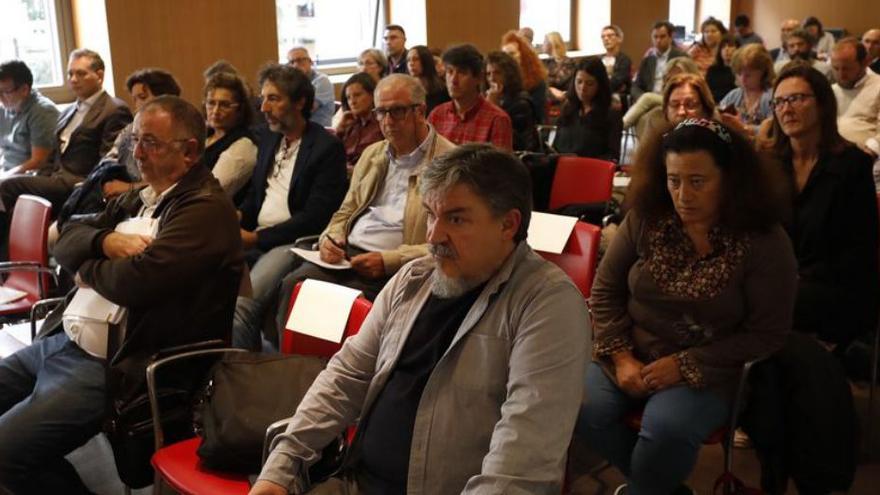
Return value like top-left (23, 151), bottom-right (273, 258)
top-left (250, 144), bottom-right (588, 495)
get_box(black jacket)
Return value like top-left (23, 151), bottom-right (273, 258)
top-left (239, 122), bottom-right (347, 252)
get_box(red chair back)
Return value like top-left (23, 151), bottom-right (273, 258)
top-left (537, 221), bottom-right (601, 300)
top-left (5, 195), bottom-right (51, 299)
top-left (548, 156), bottom-right (616, 211)
top-left (280, 281), bottom-right (372, 357)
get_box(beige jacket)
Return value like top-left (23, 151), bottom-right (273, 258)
top-left (320, 130), bottom-right (455, 274)
top-left (259, 243), bottom-right (590, 494)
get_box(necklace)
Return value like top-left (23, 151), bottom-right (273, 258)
top-left (273, 138), bottom-right (301, 178)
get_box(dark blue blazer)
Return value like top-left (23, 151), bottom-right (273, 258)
top-left (239, 122), bottom-right (347, 252)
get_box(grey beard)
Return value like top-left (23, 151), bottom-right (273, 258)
top-left (430, 268), bottom-right (482, 298)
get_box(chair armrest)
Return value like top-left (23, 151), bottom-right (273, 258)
top-left (0, 262), bottom-right (59, 298)
top-left (145, 346), bottom-right (247, 450)
top-left (29, 297), bottom-right (65, 340)
top-left (294, 235), bottom-right (320, 250)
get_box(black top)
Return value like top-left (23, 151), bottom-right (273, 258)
top-left (554, 108), bottom-right (622, 161)
top-left (501, 91), bottom-right (540, 152)
top-left (425, 87), bottom-right (451, 116)
top-left (356, 284), bottom-right (485, 494)
top-left (870, 58), bottom-right (880, 76)
top-left (706, 64), bottom-right (736, 107)
top-left (782, 145), bottom-right (879, 345)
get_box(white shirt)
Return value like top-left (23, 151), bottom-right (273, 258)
top-left (652, 47), bottom-right (672, 93)
top-left (834, 70), bottom-right (880, 154)
top-left (346, 131), bottom-right (433, 252)
top-left (59, 89), bottom-right (104, 153)
top-left (257, 137), bottom-right (300, 229)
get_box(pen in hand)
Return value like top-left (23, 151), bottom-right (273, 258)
top-left (327, 236), bottom-right (350, 261)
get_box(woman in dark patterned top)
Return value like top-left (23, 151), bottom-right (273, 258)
top-left (576, 118), bottom-right (797, 495)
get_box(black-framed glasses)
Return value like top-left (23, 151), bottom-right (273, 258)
top-left (372, 104), bottom-right (420, 121)
top-left (770, 93), bottom-right (814, 111)
top-left (132, 135), bottom-right (189, 153)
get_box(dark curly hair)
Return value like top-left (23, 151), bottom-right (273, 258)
top-left (340, 72), bottom-right (377, 112)
top-left (203, 71), bottom-right (254, 130)
top-left (627, 119), bottom-right (787, 233)
top-left (485, 50), bottom-right (524, 100)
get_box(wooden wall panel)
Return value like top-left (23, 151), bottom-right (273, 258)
top-left (425, 0), bottom-right (519, 54)
top-left (104, 0), bottom-right (277, 107)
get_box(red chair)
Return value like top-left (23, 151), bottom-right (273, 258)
top-left (0, 195), bottom-right (55, 323)
top-left (536, 221), bottom-right (601, 301)
top-left (548, 156), bottom-right (616, 211)
top-left (148, 281), bottom-right (372, 494)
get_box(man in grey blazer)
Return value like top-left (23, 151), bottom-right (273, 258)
top-left (631, 21), bottom-right (688, 100)
top-left (0, 49), bottom-right (131, 256)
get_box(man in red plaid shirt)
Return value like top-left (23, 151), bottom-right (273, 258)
top-left (428, 44), bottom-right (513, 151)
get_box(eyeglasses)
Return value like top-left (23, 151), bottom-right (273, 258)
top-left (372, 104), bottom-right (419, 120)
top-left (132, 135), bottom-right (189, 153)
top-left (770, 93), bottom-right (814, 110)
top-left (205, 100), bottom-right (240, 111)
top-left (668, 99), bottom-right (702, 111)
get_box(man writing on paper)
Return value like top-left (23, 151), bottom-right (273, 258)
top-left (0, 96), bottom-right (243, 493)
top-left (232, 74), bottom-right (454, 351)
top-left (251, 144), bottom-right (588, 495)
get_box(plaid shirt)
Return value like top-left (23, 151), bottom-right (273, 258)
top-left (427, 96), bottom-right (513, 151)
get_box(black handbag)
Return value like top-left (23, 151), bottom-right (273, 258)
top-left (195, 352), bottom-right (329, 474)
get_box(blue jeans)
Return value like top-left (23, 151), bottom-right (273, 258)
top-left (576, 361), bottom-right (728, 495)
top-left (0, 332), bottom-right (106, 493)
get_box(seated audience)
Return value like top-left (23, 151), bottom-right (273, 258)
top-left (774, 29), bottom-right (834, 82)
top-left (383, 24), bottom-right (409, 76)
top-left (543, 31), bottom-right (576, 101)
top-left (518, 26), bottom-right (535, 45)
top-left (287, 46), bottom-right (334, 127)
top-left (803, 16), bottom-right (836, 60)
top-left (501, 30), bottom-right (548, 122)
top-left (706, 34), bottom-right (740, 104)
top-left (632, 21), bottom-right (687, 100)
top-left (831, 37), bottom-right (880, 187)
top-left (0, 60), bottom-right (59, 174)
top-left (240, 74), bottom-right (457, 352)
top-left (406, 44), bottom-right (450, 114)
top-left (688, 17), bottom-right (728, 75)
top-left (250, 143), bottom-right (588, 495)
top-left (428, 44), bottom-right (513, 150)
top-left (358, 48), bottom-right (388, 83)
top-left (0, 49), bottom-right (131, 256)
top-left (733, 14), bottom-right (764, 46)
top-left (642, 73), bottom-right (718, 139)
top-left (485, 51), bottom-right (540, 152)
top-left (600, 24), bottom-right (634, 106)
top-left (719, 43), bottom-right (775, 137)
top-left (764, 63), bottom-right (879, 347)
top-left (864, 28), bottom-right (880, 74)
top-left (0, 95), bottom-right (243, 493)
top-left (237, 64), bottom-right (347, 333)
top-left (624, 58), bottom-right (701, 138)
top-left (334, 72), bottom-right (383, 175)
top-left (553, 57), bottom-right (622, 161)
top-left (769, 18), bottom-right (801, 64)
top-left (203, 72), bottom-right (257, 200)
top-left (578, 118), bottom-right (795, 495)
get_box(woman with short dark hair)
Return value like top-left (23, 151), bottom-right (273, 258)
top-left (335, 72), bottom-right (382, 176)
top-left (578, 118), bottom-right (796, 494)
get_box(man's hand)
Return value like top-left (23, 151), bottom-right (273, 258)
top-left (248, 480), bottom-right (288, 495)
top-left (102, 180), bottom-right (131, 199)
top-left (241, 229), bottom-right (258, 250)
top-left (102, 232), bottom-right (152, 259)
top-left (350, 252), bottom-right (385, 279)
top-left (319, 236), bottom-right (346, 264)
top-left (641, 355), bottom-right (683, 392)
top-left (336, 110), bottom-right (355, 134)
top-left (612, 351), bottom-right (650, 398)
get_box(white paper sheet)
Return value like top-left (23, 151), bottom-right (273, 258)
top-left (290, 247), bottom-right (351, 270)
top-left (285, 279), bottom-right (362, 343)
top-left (527, 211), bottom-right (578, 254)
top-left (613, 176), bottom-right (631, 188)
top-left (0, 286), bottom-right (27, 305)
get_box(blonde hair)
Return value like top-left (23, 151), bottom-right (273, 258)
top-left (731, 43), bottom-right (775, 89)
top-left (545, 31), bottom-right (567, 59)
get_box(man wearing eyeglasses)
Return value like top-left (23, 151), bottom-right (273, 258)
top-left (0, 96), bottom-right (243, 493)
top-left (288, 46), bottom-right (335, 127)
top-left (233, 64), bottom-right (347, 350)
top-left (0, 60), bottom-right (59, 175)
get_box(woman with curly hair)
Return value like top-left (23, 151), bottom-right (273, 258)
top-left (203, 71), bottom-right (257, 200)
top-left (501, 30), bottom-right (549, 123)
top-left (484, 51), bottom-right (539, 152)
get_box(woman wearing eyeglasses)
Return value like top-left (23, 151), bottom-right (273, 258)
top-left (578, 118), bottom-right (795, 495)
top-left (335, 72), bottom-right (383, 177)
top-left (641, 73), bottom-right (717, 140)
top-left (203, 72), bottom-right (257, 202)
